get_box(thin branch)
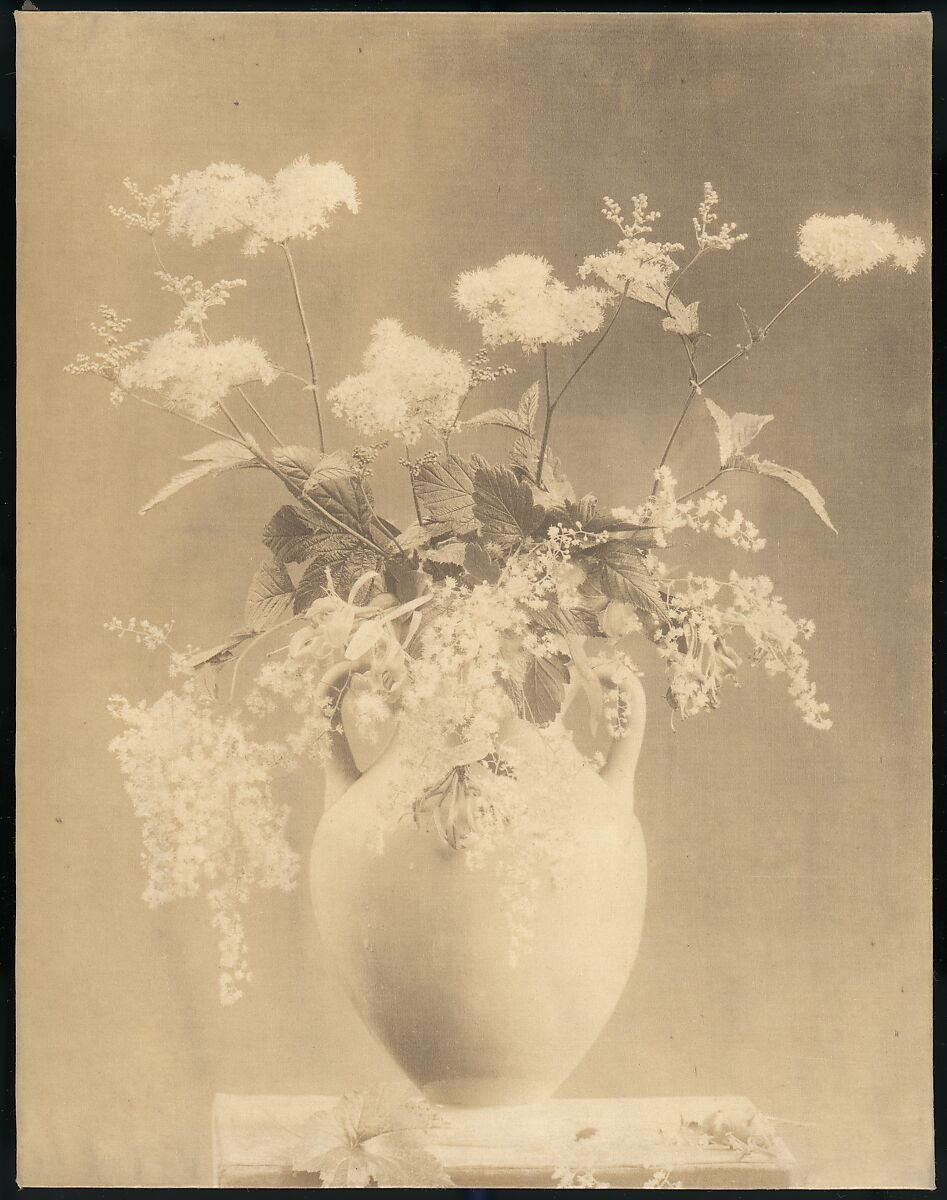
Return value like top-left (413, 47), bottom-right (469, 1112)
top-left (677, 470), bottom-right (726, 504)
top-left (133, 393), bottom-right (245, 446)
top-left (553, 280), bottom-right (630, 408)
top-left (664, 249), bottom-right (703, 316)
top-left (281, 242), bottom-right (326, 453)
top-left (402, 440), bottom-right (424, 523)
top-left (235, 384), bottom-right (282, 444)
top-left (535, 345), bottom-right (554, 487)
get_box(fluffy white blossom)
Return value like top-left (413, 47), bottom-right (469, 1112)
top-left (329, 318), bottom-right (472, 444)
top-left (579, 194), bottom-right (684, 309)
top-left (117, 328), bottom-right (277, 420)
top-left (157, 157), bottom-right (359, 255)
top-left (454, 254), bottom-right (610, 352)
top-left (797, 213), bottom-right (926, 280)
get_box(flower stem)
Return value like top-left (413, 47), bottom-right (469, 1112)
top-left (236, 385), bottom-right (282, 444)
top-left (402, 440), bottom-right (424, 523)
top-left (553, 281), bottom-right (629, 409)
top-left (677, 470), bottom-right (726, 504)
top-left (281, 242), bottom-right (326, 454)
top-left (535, 345), bottom-right (554, 487)
top-left (664, 250), bottom-right (703, 316)
top-left (652, 270), bottom-right (824, 490)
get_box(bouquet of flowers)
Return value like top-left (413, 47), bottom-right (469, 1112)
top-left (68, 159), bottom-right (924, 1002)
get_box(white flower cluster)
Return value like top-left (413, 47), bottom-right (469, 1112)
top-left (152, 157), bottom-right (359, 256)
top-left (117, 328), bottom-right (278, 421)
top-left (64, 306), bottom-right (148, 405)
top-left (693, 182), bottom-right (749, 252)
top-left (454, 254), bottom-right (610, 353)
top-left (105, 615), bottom-right (174, 650)
top-left (579, 194), bottom-right (684, 309)
top-left (626, 467), bottom-right (766, 553)
top-left (109, 177), bottom-right (177, 234)
top-left (329, 319), bottom-right (472, 444)
top-left (156, 272), bottom-right (247, 330)
top-left (108, 682), bottom-right (299, 1004)
top-left (653, 572), bottom-right (831, 730)
top-left (797, 213), bottom-right (926, 280)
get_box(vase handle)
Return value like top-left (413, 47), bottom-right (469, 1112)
top-left (313, 660), bottom-right (363, 808)
top-left (597, 665), bottom-right (646, 808)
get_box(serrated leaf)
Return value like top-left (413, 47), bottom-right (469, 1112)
top-left (473, 465), bottom-right (544, 551)
top-left (272, 444), bottom-right (322, 488)
top-left (662, 297), bottom-right (701, 338)
top-left (521, 652), bottom-right (570, 726)
top-left (463, 406), bottom-right (531, 434)
top-left (293, 1083), bottom-right (453, 1188)
top-left (734, 453), bottom-right (837, 533)
top-left (413, 455), bottom-right (482, 534)
top-left (584, 541), bottom-right (669, 621)
top-left (183, 628), bottom-right (259, 670)
top-left (293, 542), bottom-right (382, 613)
top-left (463, 540), bottom-right (500, 584)
top-left (705, 397), bottom-right (774, 467)
top-left (139, 439), bottom-right (258, 514)
top-left (423, 542), bottom-right (468, 567)
top-left (305, 474), bottom-right (374, 538)
top-left (303, 449), bottom-right (357, 491)
top-left (510, 434), bottom-right (575, 505)
top-left (245, 557), bottom-right (295, 628)
top-left (534, 603), bottom-right (600, 639)
top-left (518, 381), bottom-right (540, 433)
top-left (263, 504), bottom-right (319, 563)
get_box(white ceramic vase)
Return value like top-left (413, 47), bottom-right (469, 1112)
top-left (309, 663), bottom-right (648, 1107)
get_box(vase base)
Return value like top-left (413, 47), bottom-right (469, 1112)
top-left (422, 1077), bottom-right (554, 1107)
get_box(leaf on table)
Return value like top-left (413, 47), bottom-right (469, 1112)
top-left (413, 455), bottom-right (485, 534)
top-left (139, 439), bottom-right (258, 515)
top-left (704, 397), bottom-right (774, 467)
top-left (731, 453), bottom-right (837, 533)
top-left (292, 1082), bottom-right (453, 1189)
top-left (473, 464), bottom-right (544, 552)
top-left (245, 557), bottom-right (295, 628)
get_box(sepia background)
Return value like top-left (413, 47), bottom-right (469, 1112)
top-left (16, 12), bottom-right (931, 1188)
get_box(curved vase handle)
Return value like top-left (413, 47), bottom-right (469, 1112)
top-left (313, 660), bottom-right (363, 808)
top-left (563, 662), bottom-right (646, 811)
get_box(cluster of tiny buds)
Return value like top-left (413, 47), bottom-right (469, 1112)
top-left (401, 449), bottom-right (438, 478)
top-left (468, 347), bottom-right (516, 385)
top-left (352, 440), bottom-right (388, 477)
top-left (602, 193), bottom-right (660, 239)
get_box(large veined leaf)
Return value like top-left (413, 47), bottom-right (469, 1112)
top-left (245, 556), bottom-right (295, 628)
top-left (294, 542), bottom-right (382, 613)
top-left (302, 449), bottom-right (358, 491)
top-left (662, 297), bottom-right (701, 339)
top-left (473, 465), bottom-right (544, 552)
top-left (263, 504), bottom-right (320, 563)
top-left (271, 444), bottom-right (321, 488)
top-left (510, 434), bottom-right (575, 506)
top-left (732, 453), bottom-right (837, 533)
top-left (520, 652), bottom-right (570, 726)
top-left (413, 455), bottom-right (485, 534)
top-left (463, 406), bottom-right (531, 434)
top-left (305, 474), bottom-right (374, 538)
top-left (704, 397), bottom-right (774, 466)
top-left (583, 541), bottom-right (669, 621)
top-left (139, 439), bottom-right (258, 515)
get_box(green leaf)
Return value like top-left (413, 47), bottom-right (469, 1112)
top-left (517, 381), bottom-right (540, 434)
top-left (413, 455), bottom-right (484, 534)
top-left (139, 439), bottom-right (258, 515)
top-left (472, 465), bottom-right (543, 551)
top-left (463, 406), bottom-right (531, 434)
top-left (510, 434), bottom-right (575, 506)
top-left (305, 474), bottom-right (374, 538)
top-left (584, 541), bottom-right (669, 621)
top-left (662, 297), bottom-right (701, 339)
top-left (396, 521), bottom-right (454, 553)
top-left (534, 603), bottom-right (600, 639)
top-left (733, 453), bottom-right (837, 533)
top-left (245, 557), bottom-right (295, 628)
top-left (263, 504), bottom-right (320, 563)
top-left (521, 652), bottom-right (570, 726)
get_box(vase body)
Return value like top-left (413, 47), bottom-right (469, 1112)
top-left (309, 716), bottom-right (647, 1106)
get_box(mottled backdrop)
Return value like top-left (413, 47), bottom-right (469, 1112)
top-left (17, 12), bottom-right (931, 1187)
